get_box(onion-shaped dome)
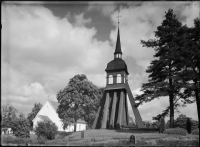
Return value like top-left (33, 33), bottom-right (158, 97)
top-left (105, 58), bottom-right (129, 75)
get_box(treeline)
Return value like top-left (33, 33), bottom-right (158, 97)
top-left (1, 102), bottom-right (42, 137)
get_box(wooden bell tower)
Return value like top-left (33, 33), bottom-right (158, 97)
top-left (92, 26), bottom-right (145, 129)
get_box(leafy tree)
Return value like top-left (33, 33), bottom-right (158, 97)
top-left (27, 103), bottom-right (42, 130)
top-left (1, 102), bottom-right (18, 128)
top-left (11, 113), bottom-right (30, 138)
top-left (135, 9), bottom-right (191, 128)
top-left (56, 74), bottom-right (103, 131)
top-left (174, 114), bottom-right (198, 130)
top-left (174, 114), bottom-right (188, 129)
top-left (191, 120), bottom-right (199, 130)
top-left (35, 121), bottom-right (58, 140)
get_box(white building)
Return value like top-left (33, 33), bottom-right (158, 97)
top-left (32, 100), bottom-right (86, 132)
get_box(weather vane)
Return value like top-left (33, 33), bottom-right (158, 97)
top-left (117, 9), bottom-right (121, 28)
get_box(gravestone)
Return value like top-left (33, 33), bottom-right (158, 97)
top-left (81, 131), bottom-right (84, 138)
top-left (130, 135), bottom-right (136, 145)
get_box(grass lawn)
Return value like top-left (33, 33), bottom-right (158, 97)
top-left (1, 129), bottom-right (199, 146)
top-left (57, 129), bottom-right (199, 146)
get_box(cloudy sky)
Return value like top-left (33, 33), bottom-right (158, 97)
top-left (2, 1), bottom-right (199, 122)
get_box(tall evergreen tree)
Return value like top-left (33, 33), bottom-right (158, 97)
top-left (177, 18), bottom-right (200, 122)
top-left (135, 9), bottom-right (184, 128)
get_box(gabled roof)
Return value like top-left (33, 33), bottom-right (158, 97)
top-left (38, 115), bottom-right (52, 123)
top-left (114, 28), bottom-right (122, 55)
top-left (32, 100), bottom-right (86, 125)
top-left (77, 119), bottom-right (86, 124)
top-left (48, 100), bottom-right (59, 110)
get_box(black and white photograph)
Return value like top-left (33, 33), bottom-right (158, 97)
top-left (1, 1), bottom-right (199, 146)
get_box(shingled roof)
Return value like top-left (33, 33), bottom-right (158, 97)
top-left (105, 58), bottom-right (129, 75)
top-left (38, 115), bottom-right (52, 123)
top-left (48, 100), bottom-right (59, 110)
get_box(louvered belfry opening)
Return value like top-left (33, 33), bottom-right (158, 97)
top-left (92, 27), bottom-right (145, 129)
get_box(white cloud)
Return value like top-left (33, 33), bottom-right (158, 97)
top-left (87, 1), bottom-right (116, 17)
top-left (2, 3), bottom-right (113, 115)
top-left (180, 2), bottom-right (199, 27)
top-left (2, 2), bottom-right (199, 121)
top-left (74, 13), bottom-right (91, 26)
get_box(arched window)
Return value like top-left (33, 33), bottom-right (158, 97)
top-left (117, 74), bottom-right (121, 83)
top-left (108, 75), bottom-right (113, 84)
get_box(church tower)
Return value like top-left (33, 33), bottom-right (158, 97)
top-left (92, 20), bottom-right (145, 130)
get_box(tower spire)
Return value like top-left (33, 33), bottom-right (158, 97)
top-left (117, 9), bottom-right (121, 28)
top-left (114, 10), bottom-right (122, 57)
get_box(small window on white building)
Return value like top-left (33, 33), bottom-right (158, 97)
top-left (117, 74), bottom-right (121, 83)
top-left (108, 75), bottom-right (113, 84)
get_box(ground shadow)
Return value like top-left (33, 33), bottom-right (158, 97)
top-left (113, 128), bottom-right (160, 134)
top-left (58, 131), bottom-right (73, 137)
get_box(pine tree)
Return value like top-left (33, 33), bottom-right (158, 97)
top-left (177, 18), bottom-right (200, 123)
top-left (135, 9), bottom-right (184, 128)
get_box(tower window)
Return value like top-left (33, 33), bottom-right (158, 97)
top-left (115, 54), bottom-right (122, 59)
top-left (108, 75), bottom-right (113, 84)
top-left (117, 74), bottom-right (121, 83)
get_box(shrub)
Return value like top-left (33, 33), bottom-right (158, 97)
top-left (191, 120), bottom-right (199, 130)
top-left (165, 120), bottom-right (170, 129)
top-left (174, 114), bottom-right (198, 131)
top-left (2, 135), bottom-right (33, 145)
top-left (11, 118), bottom-right (30, 138)
top-left (174, 114), bottom-right (188, 129)
top-left (186, 117), bottom-right (192, 134)
top-left (159, 116), bottom-right (165, 133)
top-left (191, 128), bottom-right (199, 135)
top-left (35, 121), bottom-right (58, 140)
top-left (36, 136), bottom-right (46, 144)
top-left (164, 127), bottom-right (187, 135)
top-left (2, 135), bottom-right (16, 144)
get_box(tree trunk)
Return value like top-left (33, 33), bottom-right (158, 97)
top-left (169, 94), bottom-right (174, 128)
top-left (194, 79), bottom-right (200, 125)
top-left (169, 60), bottom-right (174, 128)
top-left (74, 122), bottom-right (77, 132)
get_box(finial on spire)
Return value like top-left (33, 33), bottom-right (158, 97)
top-left (117, 9), bottom-right (121, 28)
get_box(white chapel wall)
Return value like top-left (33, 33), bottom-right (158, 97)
top-left (76, 123), bottom-right (86, 131)
top-left (33, 116), bottom-right (42, 129)
top-left (35, 101), bottom-right (63, 131)
top-left (33, 101), bottom-right (77, 132)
